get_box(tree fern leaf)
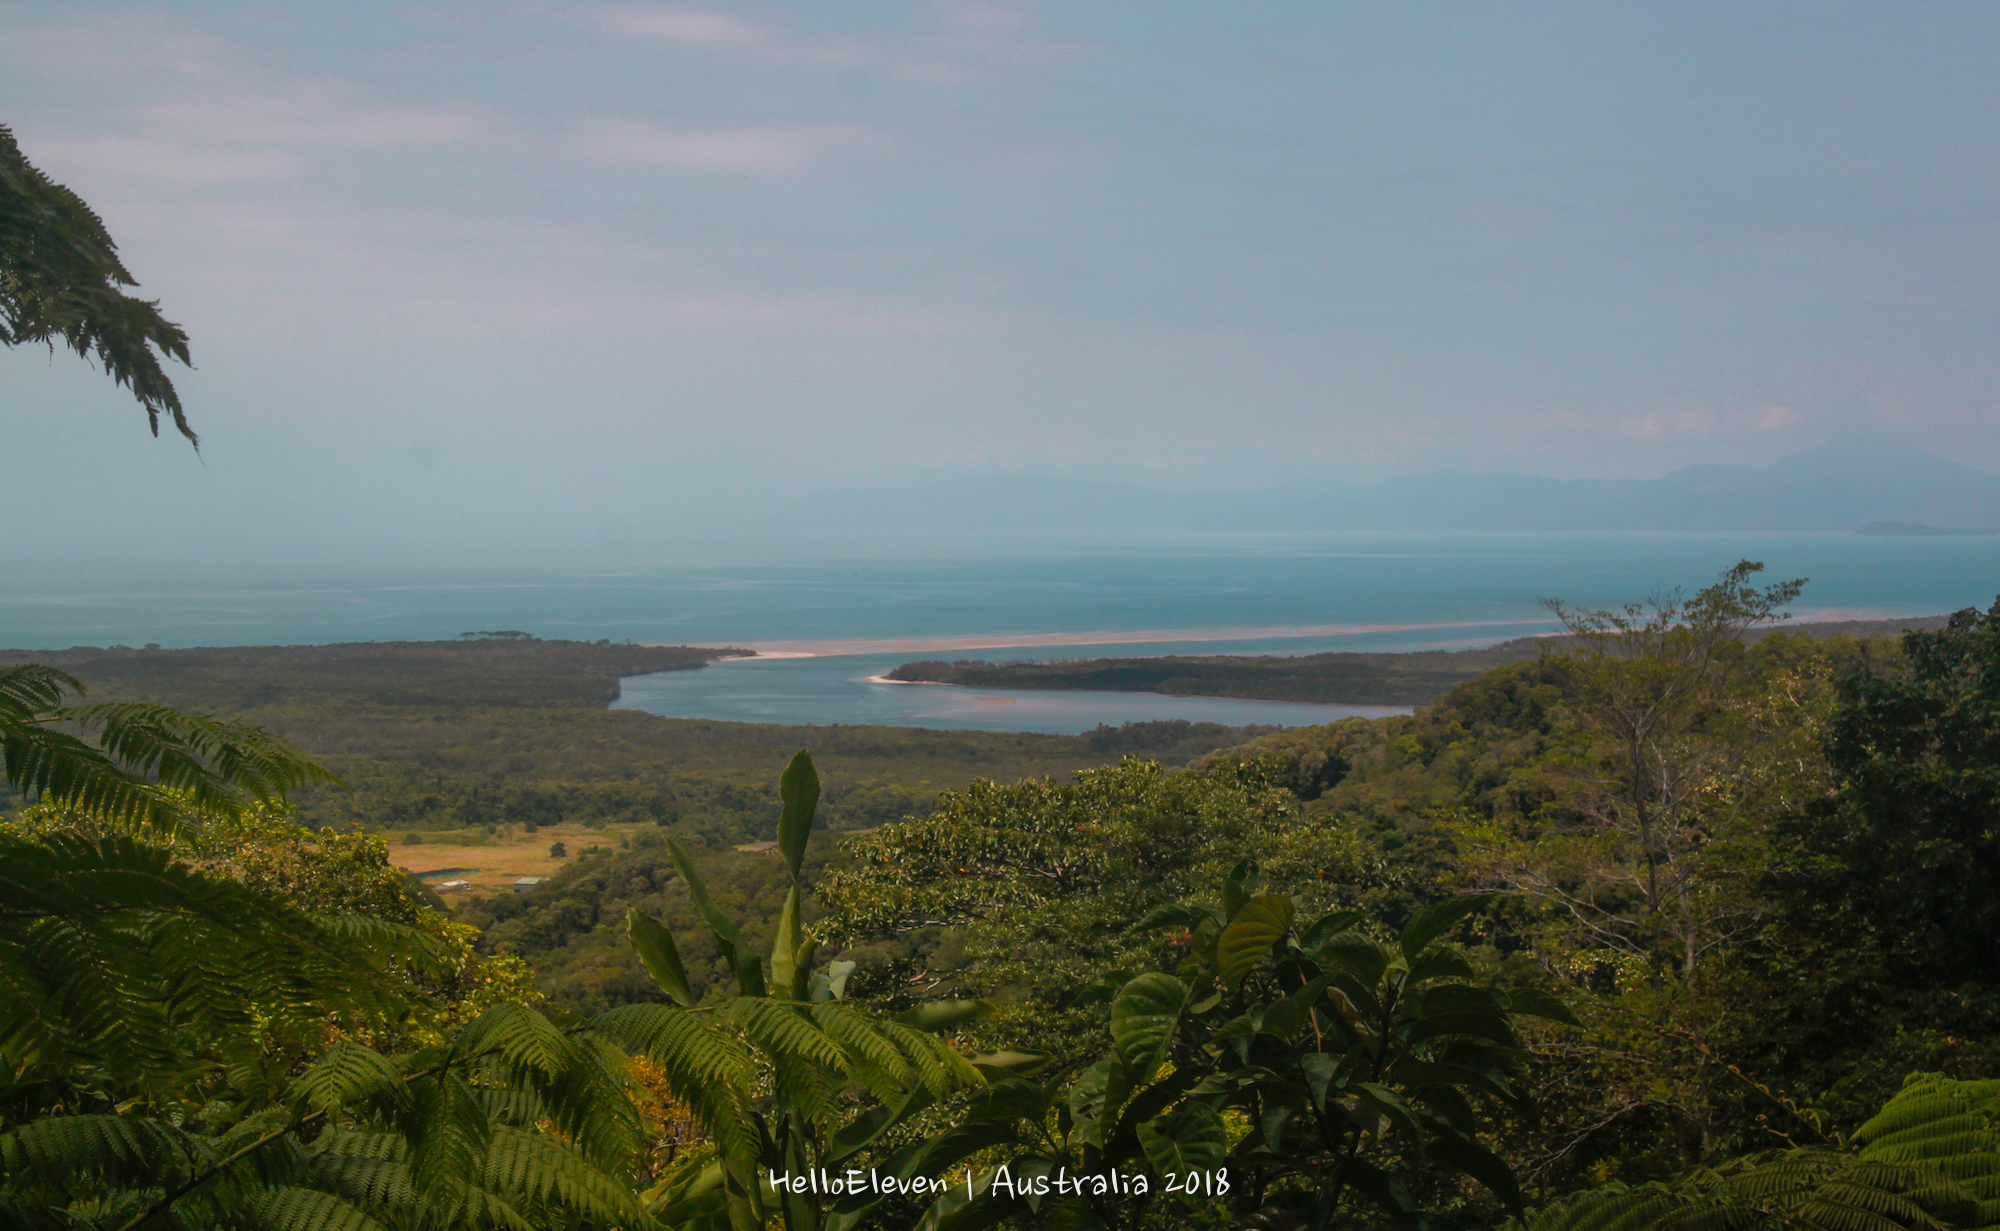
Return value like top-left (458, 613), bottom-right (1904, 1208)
top-left (249, 1185), bottom-right (391, 1231)
top-left (590, 1003), bottom-right (760, 1160)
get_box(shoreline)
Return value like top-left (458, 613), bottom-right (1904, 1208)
top-left (676, 606), bottom-right (1933, 661)
top-left (694, 618), bottom-right (1546, 659)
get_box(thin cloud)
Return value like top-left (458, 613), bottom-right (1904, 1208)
top-left (576, 119), bottom-right (884, 174)
top-left (1, 14), bottom-right (487, 186)
top-left (586, 7), bottom-right (869, 64)
top-left (579, 3), bottom-right (1085, 84)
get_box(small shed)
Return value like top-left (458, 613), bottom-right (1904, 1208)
top-left (733, 841), bottom-right (780, 855)
top-left (512, 877), bottom-right (549, 895)
top-left (436, 879), bottom-right (472, 893)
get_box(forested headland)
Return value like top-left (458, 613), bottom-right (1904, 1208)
top-left (884, 614), bottom-right (1950, 704)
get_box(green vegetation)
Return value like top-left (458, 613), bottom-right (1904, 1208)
top-left (1, 123), bottom-right (195, 442)
top-left (1, 641), bottom-right (1264, 846)
top-left (624, 751), bottom-right (994, 1231)
top-left (1513, 1076), bottom-right (2000, 1231)
top-left (9, 559), bottom-right (2000, 1229)
top-left (885, 642), bottom-right (1545, 704)
top-left (885, 616), bottom-right (1948, 705)
top-left (9, 123), bottom-right (1999, 1230)
top-left (921, 875), bottom-right (1575, 1230)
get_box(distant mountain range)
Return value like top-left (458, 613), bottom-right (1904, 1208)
top-left (773, 444), bottom-right (2000, 534)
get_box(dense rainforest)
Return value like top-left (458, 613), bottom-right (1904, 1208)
top-left (0, 638), bottom-right (1267, 844)
top-left (8, 562), bottom-right (2000, 1230)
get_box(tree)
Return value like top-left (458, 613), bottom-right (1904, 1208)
top-left (1443, 561), bottom-right (1828, 1170)
top-left (605, 751), bottom-right (992, 1231)
top-left (1812, 597), bottom-right (2000, 988)
top-left (1511, 559), bottom-right (1810, 987)
top-left (1742, 598), bottom-right (2000, 1127)
top-left (1, 124), bottom-right (196, 443)
top-left (917, 861), bottom-right (1575, 1230)
top-left (818, 757), bottom-right (1387, 1061)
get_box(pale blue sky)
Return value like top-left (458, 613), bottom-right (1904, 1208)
top-left (4, 2), bottom-right (1998, 557)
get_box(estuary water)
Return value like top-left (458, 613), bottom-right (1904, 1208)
top-left (5, 530), bottom-right (1995, 733)
top-left (610, 646), bottom-right (1418, 734)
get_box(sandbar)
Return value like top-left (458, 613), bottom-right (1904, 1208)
top-left (694, 618), bottom-right (1541, 659)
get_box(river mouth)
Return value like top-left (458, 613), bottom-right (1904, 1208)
top-left (613, 646), bottom-right (1416, 734)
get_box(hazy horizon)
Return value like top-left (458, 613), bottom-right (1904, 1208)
top-left (6, 2), bottom-right (2000, 567)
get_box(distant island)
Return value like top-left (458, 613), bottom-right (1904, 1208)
top-left (882, 616), bottom-right (1951, 706)
top-left (1854, 521), bottom-right (1996, 536)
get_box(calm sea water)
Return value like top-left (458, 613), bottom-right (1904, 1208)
top-left (6, 531), bottom-right (1995, 732)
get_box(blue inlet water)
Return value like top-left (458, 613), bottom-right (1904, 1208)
top-left (6, 530), bottom-right (1995, 733)
top-left (611, 646), bottom-right (1418, 734)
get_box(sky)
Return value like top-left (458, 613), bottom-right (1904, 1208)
top-left (4, 2), bottom-right (1999, 559)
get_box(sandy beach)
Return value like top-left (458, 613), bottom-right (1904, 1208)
top-left (690, 617), bottom-right (1541, 659)
top-left (678, 607), bottom-right (1932, 662)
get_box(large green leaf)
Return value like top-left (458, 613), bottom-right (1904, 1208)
top-left (1503, 986), bottom-right (1581, 1028)
top-left (895, 1000), bottom-right (994, 1034)
top-left (1399, 894), bottom-right (1492, 962)
top-left (1137, 1101), bottom-right (1227, 1181)
top-left (1069, 1055), bottom-right (1135, 1148)
top-left (776, 749), bottom-right (819, 882)
top-left (1110, 973), bottom-right (1187, 1079)
top-left (1217, 894), bottom-right (1295, 987)
top-left (1133, 903), bottom-right (1208, 932)
top-left (665, 838), bottom-right (763, 997)
top-left (769, 885), bottom-right (804, 998)
top-left (627, 907), bottom-right (693, 1006)
top-left (971, 1050), bottom-right (1053, 1076)
top-left (1301, 909), bottom-right (1365, 951)
top-left (1429, 1138), bottom-right (1525, 1213)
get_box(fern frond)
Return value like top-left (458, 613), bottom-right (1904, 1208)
top-left (732, 998), bottom-right (848, 1076)
top-left (247, 1185), bottom-right (391, 1231)
top-left (590, 1003), bottom-right (761, 1161)
top-left (478, 1124), bottom-right (644, 1226)
top-left (0, 834), bottom-right (402, 1082)
top-left (1853, 1074), bottom-right (2000, 1229)
top-left (812, 1003), bottom-right (914, 1104)
top-left (0, 1113), bottom-right (196, 1199)
top-left (1510, 1150), bottom-right (1977, 1231)
top-left (291, 1042), bottom-right (407, 1116)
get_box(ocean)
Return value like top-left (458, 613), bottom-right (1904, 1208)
top-left (6, 530), bottom-right (1995, 733)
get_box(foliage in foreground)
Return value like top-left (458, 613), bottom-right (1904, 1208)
top-left (820, 756), bottom-right (1394, 1062)
top-left (617, 751), bottom-right (994, 1231)
top-left (1, 662), bottom-right (335, 834)
top-left (1513, 1075), bottom-right (2000, 1231)
top-left (1, 123), bottom-right (195, 442)
top-left (918, 868), bottom-right (1574, 1230)
top-left (0, 831), bottom-right (646, 1229)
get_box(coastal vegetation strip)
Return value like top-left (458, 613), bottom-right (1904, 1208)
top-left (0, 637), bottom-right (1270, 846)
top-left (883, 615), bottom-right (1952, 705)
